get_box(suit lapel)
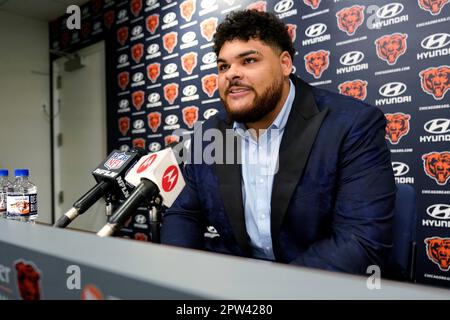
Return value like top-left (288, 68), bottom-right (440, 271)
top-left (271, 76), bottom-right (329, 258)
top-left (215, 120), bottom-right (251, 256)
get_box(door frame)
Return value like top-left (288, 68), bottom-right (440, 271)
top-left (50, 41), bottom-right (107, 225)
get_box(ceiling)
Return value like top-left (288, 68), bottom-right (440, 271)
top-left (0, 0), bottom-right (89, 22)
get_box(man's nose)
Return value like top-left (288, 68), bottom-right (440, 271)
top-left (224, 64), bottom-right (243, 82)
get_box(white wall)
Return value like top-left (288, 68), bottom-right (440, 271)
top-left (0, 11), bottom-right (52, 224)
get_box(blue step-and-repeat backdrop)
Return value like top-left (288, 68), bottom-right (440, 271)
top-left (49, 0), bottom-right (450, 288)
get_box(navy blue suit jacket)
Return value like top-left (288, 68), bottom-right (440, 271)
top-left (161, 75), bottom-right (396, 275)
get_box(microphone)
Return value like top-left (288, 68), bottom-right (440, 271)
top-left (97, 147), bottom-right (185, 237)
top-left (54, 148), bottom-right (146, 228)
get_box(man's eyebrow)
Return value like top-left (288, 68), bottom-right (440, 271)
top-left (217, 50), bottom-right (261, 63)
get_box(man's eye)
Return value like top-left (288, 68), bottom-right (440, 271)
top-left (218, 64), bottom-right (229, 71)
top-left (244, 57), bottom-right (256, 64)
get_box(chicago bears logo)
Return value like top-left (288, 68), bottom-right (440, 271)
top-left (165, 135), bottom-right (180, 146)
top-left (60, 32), bottom-right (70, 49)
top-left (303, 0), bottom-right (321, 9)
top-left (425, 237), bottom-right (450, 271)
top-left (148, 112), bottom-right (162, 133)
top-left (246, 1), bottom-right (267, 12)
top-left (182, 106), bottom-right (199, 128)
top-left (163, 31), bottom-right (178, 53)
top-left (181, 52), bottom-right (198, 75)
top-left (81, 284), bottom-right (104, 300)
top-left (133, 138), bottom-right (146, 150)
top-left (286, 24), bottom-right (297, 43)
top-left (147, 63), bottom-right (161, 83)
top-left (132, 91), bottom-right (145, 111)
top-left (202, 74), bottom-right (218, 97)
top-left (118, 71), bottom-right (129, 90)
top-left (134, 232), bottom-right (148, 241)
top-left (81, 22), bottom-right (91, 39)
top-left (131, 43), bottom-right (144, 64)
top-left (146, 14), bottom-right (159, 34)
top-left (419, 66), bottom-right (450, 100)
top-left (336, 5), bottom-right (365, 36)
top-left (164, 83), bottom-right (179, 104)
top-left (15, 261), bottom-right (41, 300)
top-left (422, 151), bottom-right (450, 185)
top-left (385, 113), bottom-right (411, 145)
top-left (418, 0), bottom-right (450, 15)
top-left (200, 17), bottom-right (218, 42)
top-left (304, 50), bottom-right (330, 79)
top-left (180, 0), bottom-right (196, 22)
top-left (375, 33), bottom-right (408, 66)
top-left (119, 117), bottom-right (130, 136)
top-left (117, 26), bottom-right (129, 46)
top-left (130, 0), bottom-right (143, 17)
top-left (104, 10), bottom-right (115, 29)
top-left (338, 80), bottom-right (368, 100)
top-left (91, 0), bottom-right (103, 14)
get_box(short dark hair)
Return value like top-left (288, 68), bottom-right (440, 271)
top-left (213, 10), bottom-right (295, 62)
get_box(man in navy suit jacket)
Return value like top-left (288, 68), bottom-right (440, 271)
top-left (161, 10), bottom-right (396, 275)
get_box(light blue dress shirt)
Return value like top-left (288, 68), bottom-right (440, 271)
top-left (233, 79), bottom-right (296, 260)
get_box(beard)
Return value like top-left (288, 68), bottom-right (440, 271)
top-left (220, 76), bottom-right (284, 124)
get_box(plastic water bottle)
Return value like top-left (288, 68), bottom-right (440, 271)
top-left (6, 169), bottom-right (38, 223)
top-left (0, 169), bottom-right (12, 218)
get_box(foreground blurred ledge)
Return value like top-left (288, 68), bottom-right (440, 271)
top-left (0, 219), bottom-right (448, 300)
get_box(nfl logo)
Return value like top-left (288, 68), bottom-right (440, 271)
top-left (104, 152), bottom-right (130, 170)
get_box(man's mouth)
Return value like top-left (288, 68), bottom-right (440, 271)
top-left (227, 86), bottom-right (252, 98)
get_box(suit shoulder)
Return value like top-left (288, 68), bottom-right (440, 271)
top-left (310, 85), bottom-right (382, 117)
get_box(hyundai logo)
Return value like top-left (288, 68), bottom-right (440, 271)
top-left (421, 33), bottom-right (450, 50)
top-left (203, 108), bottom-right (218, 119)
top-left (340, 51), bottom-right (364, 66)
top-left (119, 99), bottom-right (129, 109)
top-left (392, 162), bottom-right (409, 176)
top-left (149, 142), bottom-right (161, 152)
top-left (133, 119), bottom-right (145, 129)
top-left (118, 54), bottom-right (128, 64)
top-left (120, 144), bottom-right (130, 152)
top-left (117, 9), bottom-right (127, 20)
top-left (427, 204), bottom-right (450, 220)
top-left (133, 72), bottom-right (144, 82)
top-left (305, 23), bottom-right (327, 38)
top-left (379, 82), bottom-right (407, 97)
top-left (135, 214), bottom-right (147, 224)
top-left (424, 118), bottom-right (450, 134)
top-left (163, 12), bottom-right (176, 24)
top-left (147, 43), bottom-right (159, 54)
top-left (376, 3), bottom-right (404, 19)
top-left (164, 63), bottom-right (178, 74)
top-left (182, 31), bottom-right (196, 43)
top-left (274, 0), bottom-right (294, 13)
top-left (183, 85), bottom-right (197, 96)
top-left (201, 0), bottom-right (217, 9)
top-left (202, 52), bottom-right (216, 64)
top-left (132, 25), bottom-right (143, 36)
top-left (165, 114), bottom-right (178, 125)
top-left (148, 93), bottom-right (160, 103)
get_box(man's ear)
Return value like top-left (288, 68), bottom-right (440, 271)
top-left (280, 51), bottom-right (293, 76)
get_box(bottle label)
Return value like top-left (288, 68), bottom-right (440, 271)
top-left (0, 193), bottom-right (6, 212)
top-left (6, 193), bottom-right (37, 216)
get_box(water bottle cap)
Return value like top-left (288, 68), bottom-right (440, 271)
top-left (15, 169), bottom-right (29, 177)
top-left (0, 169), bottom-right (8, 176)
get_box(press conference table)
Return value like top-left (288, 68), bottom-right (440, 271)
top-left (0, 219), bottom-right (448, 299)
